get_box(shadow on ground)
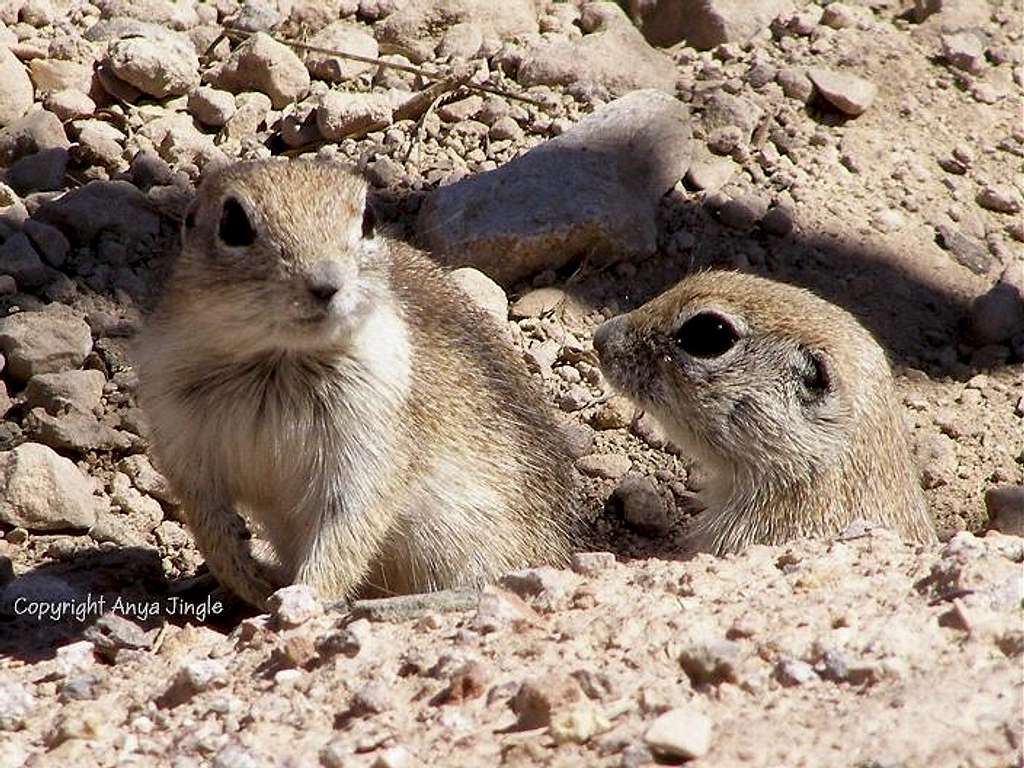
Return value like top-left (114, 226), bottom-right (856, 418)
top-left (0, 547), bottom-right (249, 662)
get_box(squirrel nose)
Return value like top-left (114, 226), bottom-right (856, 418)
top-left (307, 281), bottom-right (339, 303)
top-left (305, 261), bottom-right (348, 304)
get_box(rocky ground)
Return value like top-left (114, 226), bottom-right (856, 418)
top-left (0, 0), bottom-right (1021, 766)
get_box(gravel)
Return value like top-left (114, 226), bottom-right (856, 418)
top-left (0, 1), bottom-right (1020, 765)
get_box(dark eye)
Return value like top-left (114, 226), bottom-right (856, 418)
top-left (218, 197), bottom-right (255, 247)
top-left (673, 312), bottom-right (739, 358)
top-left (361, 202), bottom-right (376, 239)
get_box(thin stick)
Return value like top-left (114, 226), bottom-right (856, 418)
top-left (221, 24), bottom-right (547, 107)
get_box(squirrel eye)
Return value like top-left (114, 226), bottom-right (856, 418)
top-left (218, 197), bottom-right (255, 247)
top-left (361, 202), bottom-right (376, 239)
top-left (673, 312), bottom-right (739, 358)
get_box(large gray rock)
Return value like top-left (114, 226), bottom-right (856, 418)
top-left (204, 32), bottom-right (310, 109)
top-left (34, 179), bottom-right (161, 247)
top-left (417, 89), bottom-right (691, 284)
top-left (517, 3), bottom-right (677, 97)
top-left (376, 0), bottom-right (538, 63)
top-left (102, 35), bottom-right (200, 98)
top-left (0, 443), bottom-right (103, 531)
top-left (629, 0), bottom-right (794, 49)
top-left (0, 46), bottom-right (34, 128)
top-left (0, 308), bottom-right (93, 384)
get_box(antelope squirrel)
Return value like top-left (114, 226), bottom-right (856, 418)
top-left (135, 159), bottom-right (578, 608)
top-left (593, 270), bottom-right (936, 554)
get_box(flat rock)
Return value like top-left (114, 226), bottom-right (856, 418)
top-left (0, 442), bottom-right (103, 531)
top-left (204, 32), bottom-right (310, 109)
top-left (376, 0), bottom-right (537, 63)
top-left (0, 46), bottom-right (34, 129)
top-left (24, 369), bottom-right (106, 414)
top-left (34, 179), bottom-right (161, 247)
top-left (417, 89), bottom-right (691, 284)
top-left (629, 0), bottom-right (794, 49)
top-left (0, 308), bottom-right (92, 384)
top-left (807, 68), bottom-right (877, 116)
top-left (25, 408), bottom-right (133, 453)
top-left (317, 91), bottom-right (393, 141)
top-left (517, 5), bottom-right (677, 97)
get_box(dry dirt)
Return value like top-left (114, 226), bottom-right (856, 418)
top-left (0, 1), bottom-right (1022, 767)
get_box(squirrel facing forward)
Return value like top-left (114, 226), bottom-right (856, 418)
top-left (135, 158), bottom-right (578, 608)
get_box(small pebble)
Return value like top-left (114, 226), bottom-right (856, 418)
top-left (268, 584), bottom-right (323, 627)
top-left (775, 657), bottom-right (817, 686)
top-left (643, 704), bottom-right (713, 760)
top-left (613, 475), bottom-right (672, 534)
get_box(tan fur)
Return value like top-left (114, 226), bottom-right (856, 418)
top-left (594, 270), bottom-right (936, 554)
top-left (134, 158), bottom-right (577, 608)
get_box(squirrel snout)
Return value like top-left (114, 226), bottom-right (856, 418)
top-left (305, 261), bottom-right (351, 305)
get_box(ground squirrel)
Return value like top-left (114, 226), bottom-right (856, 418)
top-left (593, 270), bottom-right (936, 554)
top-left (135, 158), bottom-right (578, 608)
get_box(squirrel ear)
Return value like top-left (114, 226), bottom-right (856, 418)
top-left (797, 347), bottom-right (832, 397)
